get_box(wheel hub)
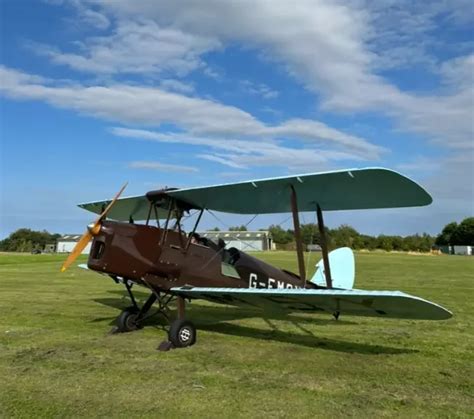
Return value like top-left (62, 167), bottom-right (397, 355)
top-left (126, 313), bottom-right (138, 330)
top-left (179, 328), bottom-right (191, 342)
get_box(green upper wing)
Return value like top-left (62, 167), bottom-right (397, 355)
top-left (77, 194), bottom-right (172, 221)
top-left (168, 167), bottom-right (432, 214)
top-left (78, 167), bottom-right (432, 220)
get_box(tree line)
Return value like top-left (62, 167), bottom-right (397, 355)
top-left (1, 217), bottom-right (472, 252)
top-left (0, 229), bottom-right (60, 252)
top-left (266, 217), bottom-right (473, 251)
top-left (227, 218), bottom-right (473, 251)
top-left (267, 224), bottom-right (436, 252)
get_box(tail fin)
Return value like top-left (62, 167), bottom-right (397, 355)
top-left (310, 247), bottom-right (355, 289)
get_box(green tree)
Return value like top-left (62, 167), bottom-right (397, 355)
top-left (435, 217), bottom-right (474, 246)
top-left (331, 224), bottom-right (359, 248)
top-left (299, 223), bottom-right (335, 248)
top-left (435, 222), bottom-right (458, 245)
top-left (268, 225), bottom-right (293, 244)
top-left (390, 236), bottom-right (403, 251)
top-left (377, 235), bottom-right (393, 251)
top-left (420, 233), bottom-right (435, 252)
top-left (0, 229), bottom-right (60, 252)
top-left (358, 234), bottom-right (376, 250)
top-left (228, 225), bottom-right (248, 231)
top-left (300, 223), bottom-right (319, 246)
top-left (402, 234), bottom-right (434, 252)
top-left (453, 217), bottom-right (474, 245)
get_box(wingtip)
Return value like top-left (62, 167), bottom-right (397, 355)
top-left (441, 308), bottom-right (453, 320)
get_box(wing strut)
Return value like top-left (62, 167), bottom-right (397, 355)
top-left (185, 208), bottom-right (204, 251)
top-left (316, 204), bottom-right (332, 288)
top-left (290, 185), bottom-right (306, 287)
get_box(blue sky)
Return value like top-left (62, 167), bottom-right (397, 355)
top-left (1, 0), bottom-right (473, 238)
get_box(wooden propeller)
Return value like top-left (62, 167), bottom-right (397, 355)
top-left (60, 182), bottom-right (128, 272)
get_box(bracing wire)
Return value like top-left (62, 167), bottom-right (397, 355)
top-left (206, 210), bottom-right (264, 253)
top-left (275, 214), bottom-right (293, 230)
top-left (243, 213), bottom-right (259, 229)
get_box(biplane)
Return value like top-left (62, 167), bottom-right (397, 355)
top-left (61, 168), bottom-right (452, 350)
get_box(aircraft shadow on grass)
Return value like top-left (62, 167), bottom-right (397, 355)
top-left (92, 291), bottom-right (416, 355)
top-left (93, 290), bottom-right (355, 326)
top-left (198, 322), bottom-right (416, 355)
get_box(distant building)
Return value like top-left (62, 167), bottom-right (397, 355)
top-left (453, 245), bottom-right (472, 256)
top-left (198, 231), bottom-right (273, 251)
top-left (56, 234), bottom-right (91, 254)
top-left (434, 245), bottom-right (473, 256)
top-left (43, 243), bottom-right (56, 253)
top-left (307, 244), bottom-right (322, 252)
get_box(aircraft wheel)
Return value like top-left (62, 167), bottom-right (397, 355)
top-left (168, 319), bottom-right (196, 347)
top-left (116, 307), bottom-right (142, 332)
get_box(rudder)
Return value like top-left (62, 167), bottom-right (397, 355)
top-left (310, 247), bottom-right (355, 289)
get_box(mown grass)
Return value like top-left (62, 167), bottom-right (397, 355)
top-left (0, 251), bottom-right (472, 418)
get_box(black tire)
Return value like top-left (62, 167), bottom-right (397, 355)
top-left (168, 319), bottom-right (196, 347)
top-left (116, 307), bottom-right (142, 332)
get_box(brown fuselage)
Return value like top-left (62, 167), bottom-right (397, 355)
top-left (87, 221), bottom-right (317, 292)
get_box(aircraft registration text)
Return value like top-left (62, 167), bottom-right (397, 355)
top-left (248, 273), bottom-right (301, 289)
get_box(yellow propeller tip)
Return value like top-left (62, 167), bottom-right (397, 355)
top-left (60, 267), bottom-right (66, 272)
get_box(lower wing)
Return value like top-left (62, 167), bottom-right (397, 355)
top-left (170, 287), bottom-right (452, 320)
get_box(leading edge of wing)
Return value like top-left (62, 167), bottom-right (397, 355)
top-left (169, 167), bottom-right (384, 194)
top-left (77, 193), bottom-right (172, 221)
top-left (171, 287), bottom-right (452, 321)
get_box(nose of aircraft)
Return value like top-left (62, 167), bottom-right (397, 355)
top-left (60, 182), bottom-right (128, 272)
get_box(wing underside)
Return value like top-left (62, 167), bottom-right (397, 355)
top-left (171, 287), bottom-right (452, 320)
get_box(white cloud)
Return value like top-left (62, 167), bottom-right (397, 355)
top-left (34, 18), bottom-right (220, 76)
top-left (128, 161), bottom-right (199, 173)
top-left (439, 54), bottom-right (474, 90)
top-left (70, 0), bottom-right (110, 29)
top-left (159, 79), bottom-right (195, 94)
top-left (72, 0), bottom-right (473, 150)
top-left (423, 153), bottom-right (474, 211)
top-left (197, 154), bottom-right (247, 169)
top-left (240, 80), bottom-right (279, 99)
top-left (266, 119), bottom-right (383, 155)
top-left (395, 157), bottom-right (439, 174)
top-left (0, 66), bottom-right (383, 161)
top-left (113, 127), bottom-right (365, 172)
top-left (390, 152), bottom-right (474, 228)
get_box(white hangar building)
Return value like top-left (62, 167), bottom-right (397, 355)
top-left (56, 234), bottom-right (92, 254)
top-left (198, 231), bottom-right (273, 252)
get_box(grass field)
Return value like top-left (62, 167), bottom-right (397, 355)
top-left (0, 251), bottom-right (473, 418)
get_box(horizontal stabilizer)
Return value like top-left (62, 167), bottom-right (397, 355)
top-left (171, 287), bottom-right (452, 321)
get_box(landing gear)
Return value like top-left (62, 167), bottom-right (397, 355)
top-left (115, 279), bottom-right (196, 350)
top-left (117, 307), bottom-right (142, 332)
top-left (159, 296), bottom-right (196, 350)
top-left (113, 280), bottom-right (158, 333)
top-left (168, 319), bottom-right (197, 347)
